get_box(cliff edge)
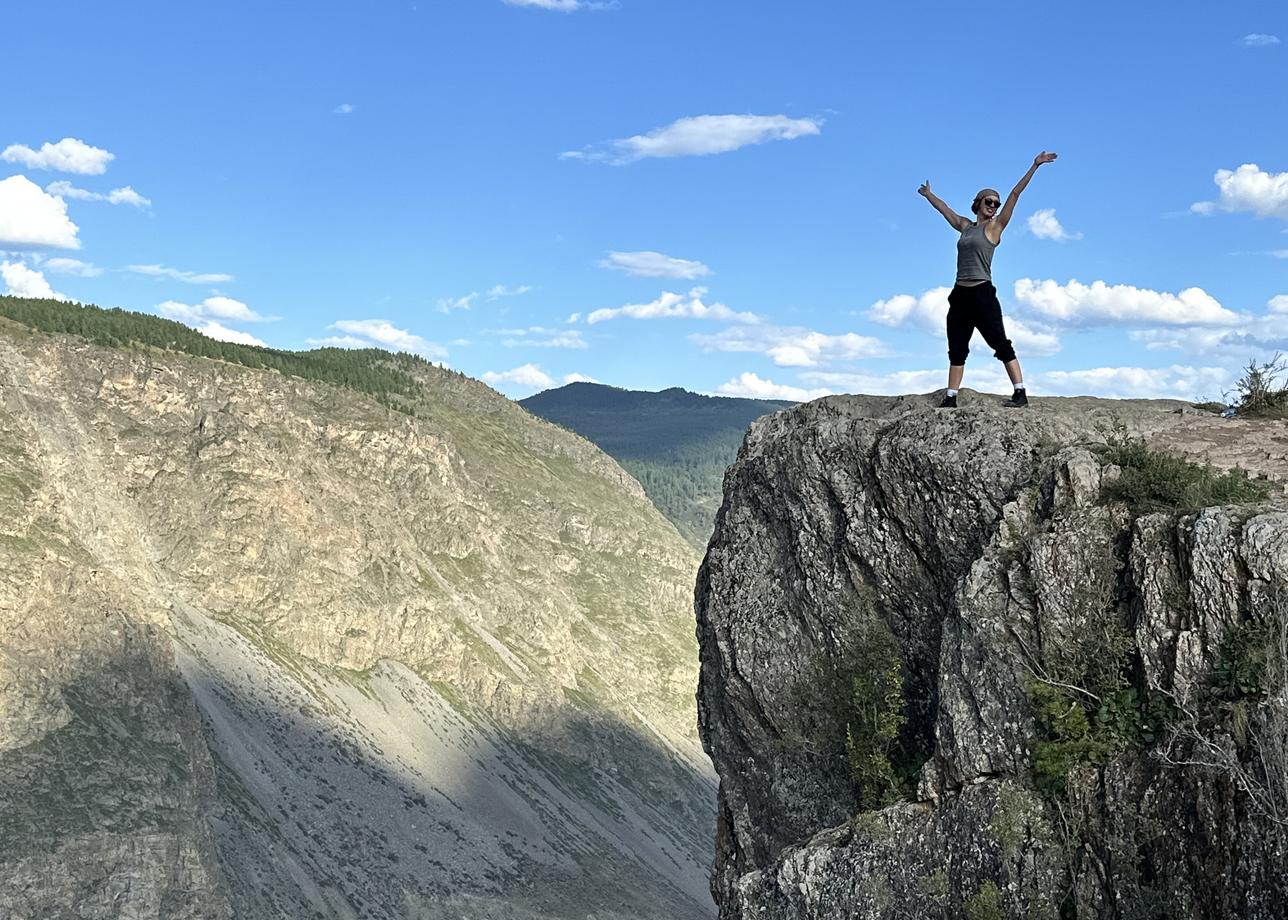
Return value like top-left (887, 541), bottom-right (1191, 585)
top-left (697, 393), bottom-right (1288, 919)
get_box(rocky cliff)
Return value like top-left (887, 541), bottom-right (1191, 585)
top-left (0, 310), bottom-right (714, 919)
top-left (697, 394), bottom-right (1288, 919)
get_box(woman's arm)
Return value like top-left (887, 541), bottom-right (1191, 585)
top-left (919, 181), bottom-right (971, 232)
top-left (995, 151), bottom-right (1058, 232)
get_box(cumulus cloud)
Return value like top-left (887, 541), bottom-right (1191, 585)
top-left (437, 292), bottom-right (478, 313)
top-left (1027, 208), bottom-right (1082, 241)
top-left (128, 264), bottom-right (234, 284)
top-left (586, 287), bottom-right (760, 324)
top-left (715, 372), bottom-right (831, 402)
top-left (1241, 34), bottom-right (1281, 46)
top-left (867, 286), bottom-right (1061, 356)
top-left (494, 326), bottom-right (588, 349)
top-left (1191, 164), bottom-right (1288, 220)
top-left (599, 250), bottom-right (711, 279)
top-left (2, 138), bottom-right (114, 175)
top-left (799, 366), bottom-right (1013, 395)
top-left (334, 103), bottom-right (356, 115)
top-left (1037, 365), bottom-right (1231, 400)
top-left (691, 324), bottom-right (889, 367)
top-left (1269, 295), bottom-right (1288, 314)
top-left (0, 175), bottom-right (81, 249)
top-left (316, 319), bottom-right (448, 359)
top-left (1, 261), bottom-right (69, 300)
top-left (41, 257), bottom-right (102, 277)
top-left (562, 114), bottom-right (822, 165)
top-left (564, 372), bottom-right (599, 384)
top-left (196, 321), bottom-right (268, 347)
top-left (157, 296), bottom-right (272, 324)
top-left (1013, 278), bottom-right (1239, 326)
top-left (47, 180), bottom-right (151, 208)
top-left (482, 363), bottom-right (556, 390)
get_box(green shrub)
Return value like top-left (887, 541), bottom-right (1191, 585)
top-left (1099, 440), bottom-right (1270, 513)
top-left (843, 619), bottom-right (907, 808)
top-left (795, 617), bottom-right (910, 809)
top-left (964, 880), bottom-right (1003, 920)
top-left (1228, 354), bottom-right (1288, 419)
top-left (1211, 620), bottom-right (1279, 701)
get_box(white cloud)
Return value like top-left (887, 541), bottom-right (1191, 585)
top-left (691, 324), bottom-right (889, 367)
top-left (562, 114), bottom-right (822, 165)
top-left (1191, 164), bottom-right (1288, 220)
top-left (41, 257), bottom-right (101, 277)
top-left (2, 138), bottom-right (114, 175)
top-left (328, 319), bottom-right (448, 359)
top-left (503, 0), bottom-right (615, 11)
top-left (305, 335), bottom-right (373, 349)
top-left (1027, 208), bottom-right (1082, 241)
top-left (437, 292), bottom-right (478, 313)
top-left (196, 320), bottom-right (268, 348)
top-left (586, 287), bottom-right (760, 324)
top-left (799, 366), bottom-right (1013, 395)
top-left (1, 261), bottom-right (69, 300)
top-left (482, 363), bottom-right (556, 390)
top-left (564, 372), bottom-right (599, 384)
top-left (1269, 295), bottom-right (1288, 314)
top-left (487, 284), bottom-right (533, 299)
top-left (158, 297), bottom-right (272, 325)
top-left (716, 372), bottom-right (832, 402)
top-left (46, 180), bottom-right (151, 208)
top-left (599, 250), bottom-right (711, 279)
top-left (128, 263), bottom-right (234, 284)
top-left (0, 175), bottom-right (81, 249)
top-left (1013, 278), bottom-right (1239, 326)
top-left (1131, 324), bottom-right (1288, 357)
top-left (1241, 34), bottom-right (1281, 46)
top-left (495, 326), bottom-right (588, 349)
top-left (334, 103), bottom-right (355, 115)
top-left (1037, 365), bottom-right (1231, 400)
top-left (866, 285), bottom-right (1061, 356)
top-left (867, 287), bottom-right (952, 328)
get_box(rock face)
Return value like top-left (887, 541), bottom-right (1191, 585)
top-left (697, 394), bottom-right (1288, 919)
top-left (0, 321), bottom-right (714, 919)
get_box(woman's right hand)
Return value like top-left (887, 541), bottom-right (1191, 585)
top-left (918, 180), bottom-right (931, 197)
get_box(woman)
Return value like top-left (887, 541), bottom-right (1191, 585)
top-left (918, 151), bottom-right (1058, 408)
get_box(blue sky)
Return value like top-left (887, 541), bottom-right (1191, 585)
top-left (2, 0), bottom-right (1286, 402)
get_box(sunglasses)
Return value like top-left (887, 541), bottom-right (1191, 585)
top-left (980, 198), bottom-right (1000, 208)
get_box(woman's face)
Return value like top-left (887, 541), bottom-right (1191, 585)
top-left (976, 189), bottom-right (1001, 219)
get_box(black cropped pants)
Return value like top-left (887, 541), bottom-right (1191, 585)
top-left (946, 282), bottom-right (1016, 365)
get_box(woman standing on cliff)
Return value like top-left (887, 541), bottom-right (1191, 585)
top-left (918, 151), bottom-right (1058, 408)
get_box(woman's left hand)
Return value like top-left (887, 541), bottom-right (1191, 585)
top-left (1033, 151), bottom-right (1058, 167)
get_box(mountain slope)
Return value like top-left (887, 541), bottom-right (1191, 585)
top-left (521, 383), bottom-right (792, 548)
top-left (0, 300), bottom-right (714, 919)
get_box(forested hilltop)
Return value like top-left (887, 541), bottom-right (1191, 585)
top-left (521, 383), bottom-right (794, 548)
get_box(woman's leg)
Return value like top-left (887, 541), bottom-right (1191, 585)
top-left (945, 287), bottom-right (972, 389)
top-left (1002, 358), bottom-right (1023, 386)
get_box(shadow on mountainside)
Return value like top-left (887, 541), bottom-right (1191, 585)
top-left (0, 606), bottom-right (717, 920)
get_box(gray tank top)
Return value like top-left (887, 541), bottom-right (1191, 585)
top-left (956, 222), bottom-right (997, 284)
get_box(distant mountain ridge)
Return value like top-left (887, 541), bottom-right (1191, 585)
top-left (522, 383), bottom-right (793, 547)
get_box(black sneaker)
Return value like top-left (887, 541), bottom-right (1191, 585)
top-left (1003, 388), bottom-right (1029, 408)
top-left (938, 393), bottom-right (957, 409)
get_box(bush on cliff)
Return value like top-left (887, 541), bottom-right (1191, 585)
top-left (1099, 440), bottom-right (1270, 513)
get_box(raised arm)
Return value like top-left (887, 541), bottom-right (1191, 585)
top-left (918, 180), bottom-right (971, 232)
top-left (995, 151), bottom-right (1058, 232)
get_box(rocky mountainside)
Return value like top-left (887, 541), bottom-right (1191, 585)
top-left (521, 383), bottom-right (793, 549)
top-left (697, 393), bottom-right (1288, 919)
top-left (0, 308), bottom-right (714, 919)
